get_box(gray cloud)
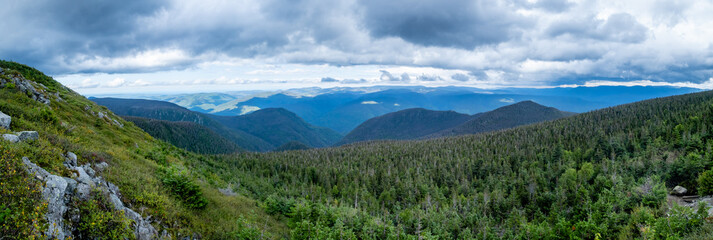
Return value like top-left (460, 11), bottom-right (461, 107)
top-left (342, 79), bottom-right (368, 84)
top-left (546, 13), bottom-right (648, 43)
top-left (0, 0), bottom-right (711, 88)
top-left (361, 0), bottom-right (529, 49)
top-left (379, 70), bottom-right (412, 82)
top-left (451, 73), bottom-right (470, 82)
top-left (321, 77), bottom-right (339, 83)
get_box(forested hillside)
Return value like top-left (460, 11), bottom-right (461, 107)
top-left (211, 108), bottom-right (343, 149)
top-left (189, 91), bottom-right (713, 239)
top-left (338, 108), bottom-right (472, 145)
top-left (123, 116), bottom-right (241, 154)
top-left (429, 100), bottom-right (575, 138)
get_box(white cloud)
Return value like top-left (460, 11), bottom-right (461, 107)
top-left (105, 78), bottom-right (126, 88)
top-left (361, 101), bottom-right (379, 104)
top-left (560, 78), bottom-right (713, 89)
top-left (499, 98), bottom-right (515, 103)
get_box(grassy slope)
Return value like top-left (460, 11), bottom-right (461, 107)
top-left (0, 62), bottom-right (287, 239)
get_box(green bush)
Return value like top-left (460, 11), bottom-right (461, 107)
top-left (229, 216), bottom-right (262, 239)
top-left (697, 169), bottom-right (713, 195)
top-left (159, 165), bottom-right (207, 209)
top-left (76, 189), bottom-right (133, 240)
top-left (0, 145), bottom-right (46, 237)
top-left (264, 195), bottom-right (294, 216)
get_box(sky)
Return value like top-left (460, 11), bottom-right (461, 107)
top-left (1, 0), bottom-right (713, 95)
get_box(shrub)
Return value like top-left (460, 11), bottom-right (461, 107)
top-left (75, 189), bottom-right (133, 240)
top-left (697, 169), bottom-right (713, 196)
top-left (0, 145), bottom-right (46, 237)
top-left (159, 165), bottom-right (207, 209)
top-left (229, 216), bottom-right (262, 239)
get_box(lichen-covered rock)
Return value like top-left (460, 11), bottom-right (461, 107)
top-left (124, 208), bottom-right (159, 240)
top-left (22, 157), bottom-right (49, 180)
top-left (81, 164), bottom-right (96, 178)
top-left (63, 152), bottom-right (78, 168)
top-left (2, 134), bottom-right (19, 143)
top-left (43, 175), bottom-right (69, 239)
top-left (16, 131), bottom-right (39, 141)
top-left (0, 111), bottom-right (10, 129)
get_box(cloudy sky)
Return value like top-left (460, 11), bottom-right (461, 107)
top-left (2, 0), bottom-right (713, 94)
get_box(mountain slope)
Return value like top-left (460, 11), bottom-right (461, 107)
top-left (338, 108), bottom-right (472, 145)
top-left (429, 100), bottom-right (575, 138)
top-left (0, 61), bottom-right (287, 239)
top-left (212, 108), bottom-right (343, 148)
top-left (92, 98), bottom-right (272, 151)
top-left (123, 116), bottom-right (241, 154)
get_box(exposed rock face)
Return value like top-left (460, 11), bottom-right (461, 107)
top-left (672, 186), bottom-right (688, 196)
top-left (2, 134), bottom-right (19, 143)
top-left (22, 155), bottom-right (158, 239)
top-left (0, 110), bottom-right (10, 129)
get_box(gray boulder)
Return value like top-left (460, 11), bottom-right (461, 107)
top-left (22, 157), bottom-right (50, 180)
top-left (63, 152), bottom-right (78, 168)
top-left (95, 162), bottom-right (109, 172)
top-left (109, 193), bottom-right (124, 210)
top-left (0, 111), bottom-right (10, 129)
top-left (2, 134), bottom-right (19, 143)
top-left (672, 186), bottom-right (688, 196)
top-left (16, 131), bottom-right (39, 141)
top-left (81, 164), bottom-right (96, 178)
top-left (124, 208), bottom-right (158, 240)
top-left (43, 175), bottom-right (69, 239)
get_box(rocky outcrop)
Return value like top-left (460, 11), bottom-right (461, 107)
top-left (0, 72), bottom-right (51, 105)
top-left (0, 110), bottom-right (10, 129)
top-left (22, 154), bottom-right (158, 240)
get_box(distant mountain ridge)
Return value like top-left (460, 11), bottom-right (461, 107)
top-left (142, 85), bottom-right (700, 134)
top-left (337, 108), bottom-right (472, 145)
top-left (428, 100), bottom-right (576, 138)
top-left (339, 101), bottom-right (574, 145)
top-left (92, 98), bottom-right (342, 152)
top-left (211, 108), bottom-right (342, 149)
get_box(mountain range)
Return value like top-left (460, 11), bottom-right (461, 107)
top-left (122, 85), bottom-right (700, 134)
top-left (91, 98), bottom-right (342, 152)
